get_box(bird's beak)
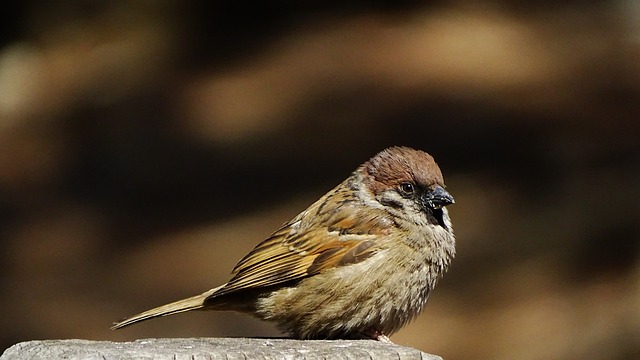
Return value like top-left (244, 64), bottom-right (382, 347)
top-left (422, 186), bottom-right (454, 210)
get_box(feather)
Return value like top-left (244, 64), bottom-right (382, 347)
top-left (207, 185), bottom-right (392, 299)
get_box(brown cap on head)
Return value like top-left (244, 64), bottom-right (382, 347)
top-left (362, 147), bottom-right (445, 193)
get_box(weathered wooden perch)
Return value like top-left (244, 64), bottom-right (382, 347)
top-left (1, 337), bottom-right (442, 360)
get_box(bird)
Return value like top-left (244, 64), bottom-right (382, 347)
top-left (112, 146), bottom-right (455, 342)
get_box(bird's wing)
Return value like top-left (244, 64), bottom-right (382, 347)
top-left (210, 196), bottom-right (393, 298)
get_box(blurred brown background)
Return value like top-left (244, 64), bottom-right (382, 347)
top-left (1, 1), bottom-right (639, 359)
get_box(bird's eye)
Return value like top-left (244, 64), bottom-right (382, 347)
top-left (398, 182), bottom-right (415, 197)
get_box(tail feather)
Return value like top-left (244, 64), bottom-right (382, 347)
top-left (111, 286), bottom-right (221, 330)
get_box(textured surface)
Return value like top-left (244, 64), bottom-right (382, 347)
top-left (1, 338), bottom-right (442, 360)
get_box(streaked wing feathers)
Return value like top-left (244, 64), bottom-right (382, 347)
top-left (210, 201), bottom-right (392, 298)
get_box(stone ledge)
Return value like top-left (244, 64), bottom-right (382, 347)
top-left (1, 338), bottom-right (442, 360)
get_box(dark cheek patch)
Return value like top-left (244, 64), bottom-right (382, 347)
top-left (378, 195), bottom-right (403, 209)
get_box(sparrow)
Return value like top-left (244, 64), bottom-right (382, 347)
top-left (112, 146), bottom-right (455, 342)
